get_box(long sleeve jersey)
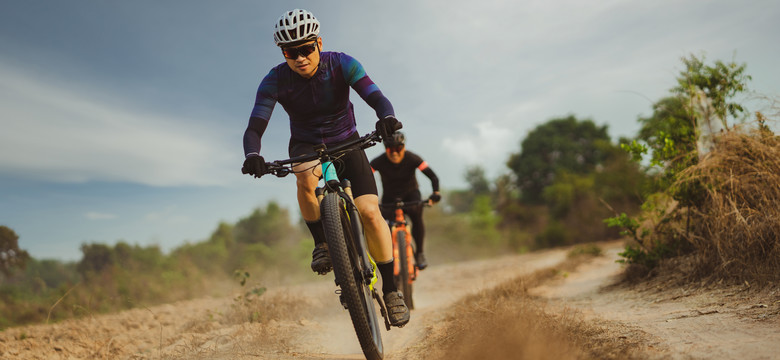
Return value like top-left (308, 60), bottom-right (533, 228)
top-left (370, 150), bottom-right (440, 202)
top-left (243, 51), bottom-right (394, 156)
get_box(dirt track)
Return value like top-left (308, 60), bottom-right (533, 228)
top-left (1, 242), bottom-right (778, 359)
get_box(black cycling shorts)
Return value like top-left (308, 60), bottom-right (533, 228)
top-left (288, 132), bottom-right (378, 198)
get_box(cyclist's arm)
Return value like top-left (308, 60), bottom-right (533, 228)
top-left (244, 68), bottom-right (279, 156)
top-left (418, 162), bottom-right (440, 193)
top-left (340, 53), bottom-right (395, 119)
top-left (243, 116), bottom-right (268, 156)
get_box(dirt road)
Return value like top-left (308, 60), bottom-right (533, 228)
top-left (531, 245), bottom-right (780, 360)
top-left (1, 242), bottom-right (778, 359)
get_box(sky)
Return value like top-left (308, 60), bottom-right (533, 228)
top-left (1, 0), bottom-right (778, 261)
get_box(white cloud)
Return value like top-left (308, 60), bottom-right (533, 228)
top-left (85, 211), bottom-right (117, 220)
top-left (0, 63), bottom-right (237, 186)
top-left (442, 120), bottom-right (517, 175)
top-left (144, 206), bottom-right (190, 225)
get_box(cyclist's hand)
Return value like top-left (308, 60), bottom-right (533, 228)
top-left (428, 192), bottom-right (441, 204)
top-left (375, 116), bottom-right (402, 141)
top-left (242, 155), bottom-right (267, 178)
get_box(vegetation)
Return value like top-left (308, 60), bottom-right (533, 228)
top-left (607, 54), bottom-right (780, 285)
top-left (1, 196), bottom-right (518, 330)
top-left (0, 226), bottom-right (30, 276)
top-left (450, 116), bottom-right (648, 251)
top-left (0, 202), bottom-right (310, 329)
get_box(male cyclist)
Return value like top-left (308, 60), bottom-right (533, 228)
top-left (370, 132), bottom-right (441, 270)
top-left (241, 9), bottom-right (409, 326)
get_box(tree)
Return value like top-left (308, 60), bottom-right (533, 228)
top-left (465, 166), bottom-right (491, 195)
top-left (77, 243), bottom-right (115, 276)
top-left (632, 96), bottom-right (697, 187)
top-left (234, 202), bottom-right (295, 246)
top-left (674, 54), bottom-right (751, 130)
top-left (623, 55), bottom-right (751, 201)
top-left (507, 115), bottom-right (611, 203)
top-left (0, 226), bottom-right (31, 276)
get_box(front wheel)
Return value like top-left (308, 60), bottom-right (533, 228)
top-left (321, 192), bottom-right (383, 360)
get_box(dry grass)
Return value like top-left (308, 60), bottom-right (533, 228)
top-left (156, 289), bottom-right (312, 360)
top-left (676, 124), bottom-right (780, 284)
top-left (223, 288), bottom-right (312, 325)
top-left (403, 250), bottom-right (649, 360)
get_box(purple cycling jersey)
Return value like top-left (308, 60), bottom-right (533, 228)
top-left (243, 51), bottom-right (395, 156)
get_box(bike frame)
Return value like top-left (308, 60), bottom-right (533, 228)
top-left (320, 159), bottom-right (379, 290)
top-left (389, 206), bottom-right (417, 282)
top-left (381, 199), bottom-right (429, 311)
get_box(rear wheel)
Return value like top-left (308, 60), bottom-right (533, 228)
top-left (396, 231), bottom-right (414, 310)
top-left (321, 192), bottom-right (383, 360)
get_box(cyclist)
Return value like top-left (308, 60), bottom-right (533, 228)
top-left (240, 9), bottom-right (409, 327)
top-left (370, 131), bottom-right (441, 270)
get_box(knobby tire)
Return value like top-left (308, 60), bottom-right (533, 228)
top-left (321, 192), bottom-right (383, 360)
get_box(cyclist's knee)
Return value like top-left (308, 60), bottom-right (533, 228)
top-left (354, 196), bottom-right (382, 220)
top-left (362, 206), bottom-right (383, 222)
top-left (295, 173), bottom-right (318, 193)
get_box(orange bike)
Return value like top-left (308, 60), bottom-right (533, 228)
top-left (380, 199), bottom-right (430, 310)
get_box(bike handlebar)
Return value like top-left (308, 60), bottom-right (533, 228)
top-left (379, 200), bottom-right (433, 210)
top-left (249, 131), bottom-right (382, 178)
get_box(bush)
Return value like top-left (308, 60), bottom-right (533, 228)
top-left (676, 125), bottom-right (780, 283)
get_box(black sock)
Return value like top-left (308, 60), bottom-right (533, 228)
top-left (306, 219), bottom-right (326, 246)
top-left (377, 260), bottom-right (397, 294)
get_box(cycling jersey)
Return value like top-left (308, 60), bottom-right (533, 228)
top-left (243, 51), bottom-right (395, 156)
top-left (370, 151), bottom-right (440, 203)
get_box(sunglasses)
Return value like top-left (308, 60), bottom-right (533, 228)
top-left (281, 42), bottom-right (318, 60)
top-left (386, 145), bottom-right (404, 153)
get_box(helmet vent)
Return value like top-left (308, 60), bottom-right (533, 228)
top-left (273, 9), bottom-right (321, 46)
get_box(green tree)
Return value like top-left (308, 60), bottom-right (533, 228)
top-left (0, 226), bottom-right (30, 277)
top-left (507, 115), bottom-right (611, 203)
top-left (674, 54), bottom-right (751, 129)
top-left (76, 243), bottom-right (114, 276)
top-left (447, 166), bottom-right (492, 213)
top-left (23, 258), bottom-right (78, 289)
top-left (628, 55), bottom-right (751, 176)
top-left (234, 202), bottom-right (294, 246)
top-left (465, 166), bottom-right (490, 195)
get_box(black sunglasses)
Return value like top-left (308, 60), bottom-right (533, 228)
top-left (386, 145), bottom-right (404, 153)
top-left (281, 42), bottom-right (318, 60)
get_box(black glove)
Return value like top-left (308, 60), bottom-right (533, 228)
top-left (375, 116), bottom-right (402, 141)
top-left (428, 192), bottom-right (441, 203)
top-left (242, 155), bottom-right (267, 178)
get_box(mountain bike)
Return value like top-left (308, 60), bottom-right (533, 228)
top-left (250, 131), bottom-right (389, 360)
top-left (379, 200), bottom-right (431, 310)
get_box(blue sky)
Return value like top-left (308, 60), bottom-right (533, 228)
top-left (2, 1), bottom-right (778, 261)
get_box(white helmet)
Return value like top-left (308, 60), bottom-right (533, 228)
top-left (273, 9), bottom-right (320, 47)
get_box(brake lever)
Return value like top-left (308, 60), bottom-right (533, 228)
top-left (275, 168), bottom-right (290, 177)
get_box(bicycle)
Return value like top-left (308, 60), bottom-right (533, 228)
top-left (248, 131), bottom-right (389, 360)
top-left (380, 200), bottom-right (431, 310)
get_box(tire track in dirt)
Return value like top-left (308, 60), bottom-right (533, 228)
top-left (530, 245), bottom-right (780, 360)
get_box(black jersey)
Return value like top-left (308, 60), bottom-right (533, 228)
top-left (370, 150), bottom-right (439, 202)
